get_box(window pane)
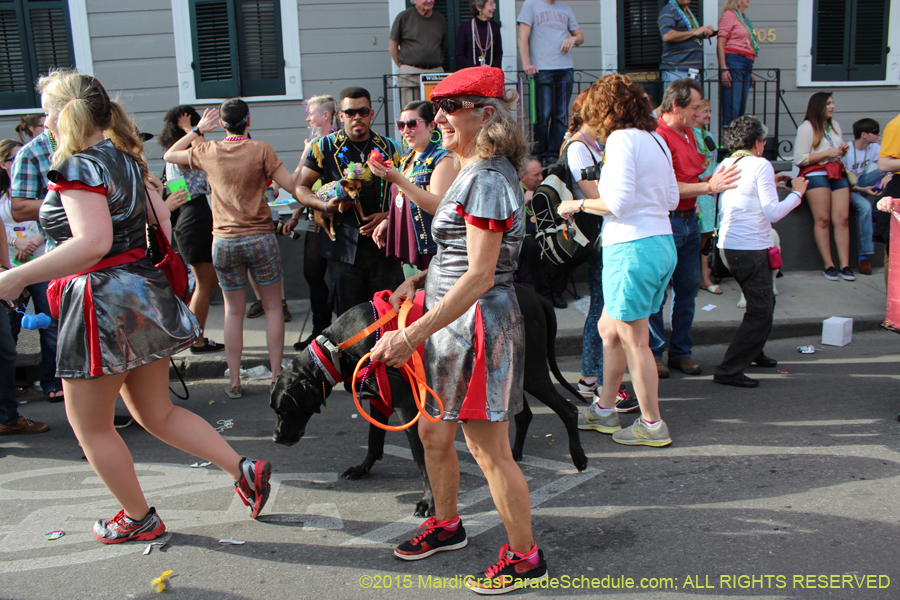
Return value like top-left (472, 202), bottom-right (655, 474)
top-left (0, 8), bottom-right (29, 93)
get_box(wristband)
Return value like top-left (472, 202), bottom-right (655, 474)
top-left (0, 265), bottom-right (8, 271)
top-left (286, 217), bottom-right (298, 222)
top-left (401, 329), bottom-right (416, 353)
top-left (577, 199), bottom-right (585, 212)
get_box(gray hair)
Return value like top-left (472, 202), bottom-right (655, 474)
top-left (660, 78), bottom-right (703, 114)
top-left (457, 92), bottom-right (527, 172)
top-left (723, 115), bottom-right (768, 151)
top-left (518, 155), bottom-right (540, 176)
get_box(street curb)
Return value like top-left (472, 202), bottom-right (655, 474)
top-left (168, 315), bottom-right (888, 381)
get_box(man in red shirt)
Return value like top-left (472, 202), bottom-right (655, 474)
top-left (649, 78), bottom-right (739, 378)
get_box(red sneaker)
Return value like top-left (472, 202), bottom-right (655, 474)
top-left (92, 507), bottom-right (165, 544)
top-left (394, 516), bottom-right (468, 561)
top-left (464, 544), bottom-right (548, 595)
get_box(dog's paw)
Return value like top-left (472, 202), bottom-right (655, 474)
top-left (414, 499), bottom-right (434, 518)
top-left (340, 465), bottom-right (371, 480)
top-left (737, 298), bottom-right (747, 309)
top-left (773, 287), bottom-right (779, 296)
top-left (571, 448), bottom-right (588, 472)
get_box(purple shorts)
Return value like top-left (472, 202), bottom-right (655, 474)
top-left (212, 233), bottom-right (283, 291)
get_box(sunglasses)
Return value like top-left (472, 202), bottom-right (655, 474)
top-left (432, 99), bottom-right (485, 115)
top-left (396, 118), bottom-right (425, 131)
top-left (341, 107), bottom-right (372, 118)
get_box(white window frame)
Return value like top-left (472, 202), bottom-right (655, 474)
top-left (171, 0), bottom-right (303, 104)
top-left (0, 0), bottom-right (94, 116)
top-left (795, 0), bottom-right (900, 87)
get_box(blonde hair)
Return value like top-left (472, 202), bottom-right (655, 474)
top-left (722, 0), bottom-right (741, 13)
top-left (307, 94), bottom-right (339, 132)
top-left (37, 69), bottom-right (147, 177)
top-left (458, 91), bottom-right (527, 172)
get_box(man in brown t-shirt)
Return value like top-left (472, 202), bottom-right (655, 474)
top-left (390, 0), bottom-right (447, 106)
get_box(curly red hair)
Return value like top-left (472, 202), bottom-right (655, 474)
top-left (581, 74), bottom-right (657, 141)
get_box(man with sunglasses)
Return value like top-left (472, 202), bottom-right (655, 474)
top-left (842, 118), bottom-right (885, 276)
top-left (284, 87), bottom-right (404, 317)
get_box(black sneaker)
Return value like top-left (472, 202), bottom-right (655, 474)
top-left (394, 516), bottom-right (468, 561)
top-left (93, 507), bottom-right (166, 544)
top-left (839, 266), bottom-right (856, 281)
top-left (234, 457), bottom-right (271, 519)
top-left (823, 266), bottom-right (839, 281)
top-left (464, 544), bottom-right (548, 595)
top-left (246, 301), bottom-right (263, 318)
top-left (190, 339), bottom-right (224, 354)
top-left (282, 301), bottom-right (292, 323)
top-left (614, 386), bottom-right (639, 413)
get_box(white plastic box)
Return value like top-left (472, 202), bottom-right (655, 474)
top-left (822, 317), bottom-right (853, 347)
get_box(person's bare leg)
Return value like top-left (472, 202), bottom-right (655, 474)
top-left (615, 317), bottom-right (661, 422)
top-left (700, 232), bottom-right (715, 288)
top-left (120, 359), bottom-right (241, 480)
top-left (257, 279), bottom-right (285, 381)
top-left (222, 288), bottom-right (247, 388)
top-left (806, 188), bottom-right (835, 269)
top-left (63, 372), bottom-right (151, 520)
top-left (462, 420), bottom-right (534, 554)
top-left (596, 309), bottom-right (626, 410)
top-left (831, 187), bottom-right (851, 268)
top-left (417, 418), bottom-right (460, 520)
top-left (190, 262), bottom-right (219, 347)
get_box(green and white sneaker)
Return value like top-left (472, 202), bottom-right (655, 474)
top-left (612, 417), bottom-right (672, 447)
top-left (577, 404), bottom-right (621, 434)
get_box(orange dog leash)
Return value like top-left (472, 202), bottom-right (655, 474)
top-left (347, 298), bottom-right (444, 431)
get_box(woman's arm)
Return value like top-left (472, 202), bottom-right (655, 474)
top-left (717, 35), bottom-right (731, 87)
top-left (163, 108), bottom-right (219, 166)
top-left (370, 224), bottom-right (502, 367)
top-left (369, 155), bottom-right (457, 215)
top-left (757, 163), bottom-right (805, 223)
top-left (0, 190), bottom-right (113, 299)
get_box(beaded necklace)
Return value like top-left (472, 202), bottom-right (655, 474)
top-left (472, 18), bottom-right (493, 66)
top-left (48, 131), bottom-right (57, 152)
top-left (224, 136), bottom-right (248, 141)
top-left (732, 9), bottom-right (759, 56)
top-left (731, 149), bottom-right (754, 158)
top-left (668, 0), bottom-right (701, 45)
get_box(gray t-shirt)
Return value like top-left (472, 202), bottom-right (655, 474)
top-left (390, 7), bottom-right (448, 69)
top-left (517, 0), bottom-right (580, 71)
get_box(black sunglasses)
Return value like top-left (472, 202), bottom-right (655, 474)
top-left (396, 118), bottom-right (424, 131)
top-left (432, 99), bottom-right (485, 115)
top-left (341, 107), bottom-right (372, 118)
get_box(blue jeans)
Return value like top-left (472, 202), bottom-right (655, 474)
top-left (532, 68), bottom-right (574, 160)
top-left (721, 53), bottom-right (754, 128)
top-left (850, 192), bottom-right (875, 256)
top-left (649, 214), bottom-right (701, 359)
top-left (0, 308), bottom-right (20, 426)
top-left (581, 249), bottom-right (604, 380)
top-left (662, 69), bottom-right (693, 91)
top-left (7, 280), bottom-right (61, 394)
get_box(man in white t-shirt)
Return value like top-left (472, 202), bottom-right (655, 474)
top-left (842, 118), bottom-right (886, 275)
top-left (517, 0), bottom-right (583, 162)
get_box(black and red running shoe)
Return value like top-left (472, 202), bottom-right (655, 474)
top-left (235, 457), bottom-right (271, 519)
top-left (92, 507), bottom-right (166, 544)
top-left (614, 385), bottom-right (640, 413)
top-left (394, 516), bottom-right (468, 560)
top-left (464, 544), bottom-right (548, 595)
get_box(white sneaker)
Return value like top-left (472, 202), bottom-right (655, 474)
top-left (577, 378), bottom-right (597, 399)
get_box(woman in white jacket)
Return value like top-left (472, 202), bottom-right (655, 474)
top-left (714, 115), bottom-right (808, 388)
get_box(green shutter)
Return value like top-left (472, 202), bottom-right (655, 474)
top-left (848, 0), bottom-right (888, 80)
top-left (24, 0), bottom-right (74, 76)
top-left (190, 0), bottom-right (240, 98)
top-left (236, 0), bottom-right (284, 96)
top-left (0, 2), bottom-right (34, 107)
top-left (812, 0), bottom-right (850, 81)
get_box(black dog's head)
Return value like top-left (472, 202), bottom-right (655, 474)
top-left (270, 353), bottom-right (333, 446)
top-left (270, 303), bottom-right (382, 446)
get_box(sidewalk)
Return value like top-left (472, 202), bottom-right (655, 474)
top-left (173, 268), bottom-right (890, 379)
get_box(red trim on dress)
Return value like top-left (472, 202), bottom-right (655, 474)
top-left (83, 278), bottom-right (104, 377)
top-left (48, 178), bottom-right (107, 195)
top-left (454, 204), bottom-right (513, 232)
top-left (458, 304), bottom-right (488, 421)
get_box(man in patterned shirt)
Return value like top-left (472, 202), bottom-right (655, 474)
top-left (9, 130), bottom-right (54, 222)
top-left (283, 87), bottom-right (404, 316)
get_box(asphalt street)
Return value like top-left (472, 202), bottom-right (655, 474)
top-left (1, 331), bottom-right (899, 600)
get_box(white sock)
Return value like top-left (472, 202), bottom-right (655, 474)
top-left (642, 418), bottom-right (663, 429)
top-left (590, 399), bottom-right (614, 417)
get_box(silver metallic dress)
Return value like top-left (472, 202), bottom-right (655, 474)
top-left (40, 140), bottom-right (199, 379)
top-left (424, 156), bottom-right (525, 422)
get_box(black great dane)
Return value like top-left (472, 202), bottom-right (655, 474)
top-left (270, 283), bottom-right (587, 517)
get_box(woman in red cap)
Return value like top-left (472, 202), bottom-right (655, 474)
top-left (370, 66), bottom-right (547, 594)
